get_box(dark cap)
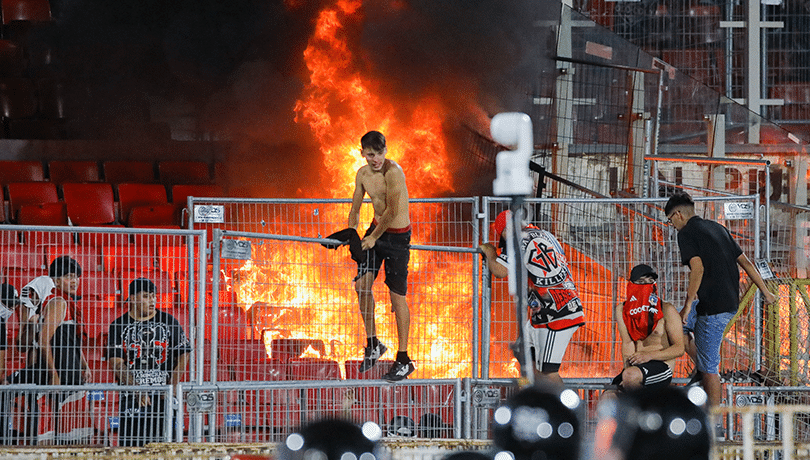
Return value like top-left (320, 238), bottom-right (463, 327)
top-left (49, 256), bottom-right (82, 279)
top-left (630, 264), bottom-right (658, 282)
top-left (128, 278), bottom-right (156, 298)
top-left (0, 283), bottom-right (20, 307)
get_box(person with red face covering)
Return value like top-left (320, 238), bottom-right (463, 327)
top-left (612, 264), bottom-right (684, 391)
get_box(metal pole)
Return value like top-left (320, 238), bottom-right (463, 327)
top-left (508, 199), bottom-right (533, 385)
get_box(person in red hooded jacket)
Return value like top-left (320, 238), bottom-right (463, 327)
top-left (612, 264), bottom-right (684, 390)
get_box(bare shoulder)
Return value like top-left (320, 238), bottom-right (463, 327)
top-left (383, 159), bottom-right (405, 177)
top-left (356, 164), bottom-right (371, 178)
top-left (661, 301), bottom-right (680, 320)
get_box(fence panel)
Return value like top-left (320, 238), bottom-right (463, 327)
top-left (481, 195), bottom-right (766, 385)
top-left (179, 379), bottom-right (461, 443)
top-left (211, 229), bottom-right (479, 383)
top-left (0, 226), bottom-right (205, 447)
top-left (0, 385), bottom-right (172, 447)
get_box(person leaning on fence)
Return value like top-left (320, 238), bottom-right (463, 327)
top-left (347, 130), bottom-right (415, 382)
top-left (107, 278), bottom-right (191, 447)
top-left (479, 210), bottom-right (585, 387)
top-left (4, 275), bottom-right (55, 445)
top-left (665, 192), bottom-right (778, 420)
top-left (7, 257), bottom-right (94, 444)
top-left (611, 264), bottom-right (684, 392)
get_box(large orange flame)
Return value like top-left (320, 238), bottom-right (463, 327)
top-left (293, 0), bottom-right (453, 198)
top-left (231, 0), bottom-right (480, 379)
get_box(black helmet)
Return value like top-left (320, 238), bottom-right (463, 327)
top-left (492, 384), bottom-right (582, 460)
top-left (593, 386), bottom-right (711, 460)
top-left (443, 451), bottom-right (492, 460)
top-left (277, 418), bottom-right (383, 460)
top-left (388, 415), bottom-right (416, 437)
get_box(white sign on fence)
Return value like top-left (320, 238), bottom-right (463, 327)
top-left (221, 239), bottom-right (251, 260)
top-left (194, 205), bottom-right (225, 223)
top-left (724, 202), bottom-right (755, 220)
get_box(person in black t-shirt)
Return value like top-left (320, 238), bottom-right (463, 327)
top-left (665, 192), bottom-right (777, 415)
top-left (107, 278), bottom-right (191, 447)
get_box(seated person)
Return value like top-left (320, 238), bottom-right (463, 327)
top-left (612, 264), bottom-right (684, 390)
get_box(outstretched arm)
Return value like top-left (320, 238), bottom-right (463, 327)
top-left (737, 254), bottom-right (778, 305)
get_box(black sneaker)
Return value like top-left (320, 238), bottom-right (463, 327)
top-left (382, 360), bottom-right (415, 382)
top-left (359, 342), bottom-right (388, 373)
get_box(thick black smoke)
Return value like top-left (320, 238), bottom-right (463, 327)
top-left (42, 0), bottom-right (558, 196)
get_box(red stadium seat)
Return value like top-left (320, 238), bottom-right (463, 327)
top-left (287, 358), bottom-right (341, 380)
top-left (0, 39), bottom-right (23, 77)
top-left (77, 302), bottom-right (127, 341)
top-left (61, 182), bottom-right (117, 226)
top-left (78, 232), bottom-right (131, 248)
top-left (102, 161), bottom-right (156, 184)
top-left (36, 77), bottom-right (68, 120)
top-left (159, 161), bottom-right (211, 185)
top-left (344, 359), bottom-right (396, 380)
top-left (48, 160), bottom-right (100, 184)
top-left (17, 202), bottom-right (68, 225)
top-left (128, 205), bottom-right (178, 228)
top-left (0, 242), bottom-right (43, 270)
top-left (0, 77), bottom-right (36, 134)
top-left (1, 0), bottom-right (51, 23)
top-left (119, 269), bottom-right (174, 305)
top-left (102, 244), bottom-right (155, 273)
top-left (0, 160), bottom-right (45, 184)
top-left (44, 244), bottom-right (102, 272)
top-left (117, 183), bottom-right (169, 225)
top-left (7, 181), bottom-right (58, 222)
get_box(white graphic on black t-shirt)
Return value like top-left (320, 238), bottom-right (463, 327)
top-left (122, 322), bottom-right (172, 386)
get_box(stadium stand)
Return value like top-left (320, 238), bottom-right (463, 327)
top-left (1, 0), bottom-right (51, 22)
top-left (0, 77), bottom-right (37, 137)
top-left (0, 39), bottom-right (23, 77)
top-left (117, 183), bottom-right (170, 224)
top-left (62, 182), bottom-right (118, 225)
top-left (103, 161), bottom-right (156, 184)
top-left (102, 243), bottom-right (156, 273)
top-left (17, 201), bottom-right (67, 225)
top-left (159, 160), bottom-right (212, 185)
top-left (7, 181), bottom-right (58, 222)
top-left (48, 160), bottom-right (101, 183)
top-left (0, 160), bottom-right (45, 184)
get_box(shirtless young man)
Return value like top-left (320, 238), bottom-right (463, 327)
top-left (612, 264), bottom-right (685, 390)
top-left (348, 130), bottom-right (414, 381)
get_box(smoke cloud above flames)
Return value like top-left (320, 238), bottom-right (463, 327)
top-left (48, 0), bottom-right (557, 197)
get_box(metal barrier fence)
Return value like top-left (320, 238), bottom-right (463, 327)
top-left (0, 226), bottom-right (205, 446)
top-left (178, 379), bottom-right (462, 443)
top-left (481, 195), bottom-right (771, 384)
top-left (1, 195), bottom-right (804, 449)
top-left (717, 386), bottom-right (810, 460)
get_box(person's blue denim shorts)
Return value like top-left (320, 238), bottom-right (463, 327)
top-left (694, 311), bottom-right (735, 374)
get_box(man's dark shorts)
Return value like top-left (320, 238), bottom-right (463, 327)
top-left (357, 224), bottom-right (410, 296)
top-left (611, 360), bottom-right (673, 390)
